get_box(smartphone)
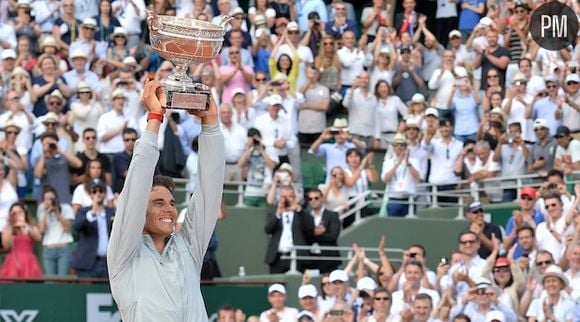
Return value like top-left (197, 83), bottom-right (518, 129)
top-left (329, 310), bottom-right (344, 317)
top-left (440, 257), bottom-right (448, 264)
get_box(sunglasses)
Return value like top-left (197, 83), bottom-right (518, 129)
top-left (309, 197), bottom-right (320, 201)
top-left (493, 267), bottom-right (510, 273)
top-left (515, 9), bottom-right (526, 13)
top-left (124, 138), bottom-right (137, 142)
top-left (324, 42), bottom-right (334, 45)
top-left (536, 260), bottom-right (552, 266)
top-left (5, 131), bottom-right (19, 135)
top-left (546, 84), bottom-right (558, 89)
top-left (229, 51), bottom-right (240, 55)
top-left (567, 81), bottom-right (578, 85)
top-left (288, 31), bottom-right (300, 35)
top-left (255, 77), bottom-right (266, 82)
top-left (9, 96), bottom-right (21, 101)
top-left (521, 195), bottom-right (533, 201)
top-left (45, 122), bottom-right (58, 126)
top-left (84, 136), bottom-right (97, 140)
top-left (374, 297), bottom-right (391, 301)
top-left (91, 189), bottom-right (104, 194)
top-left (459, 239), bottom-right (477, 245)
top-left (545, 203), bottom-right (558, 209)
top-left (48, 101), bottom-right (62, 106)
top-left (472, 209), bottom-right (484, 214)
top-left (487, 75), bottom-right (499, 79)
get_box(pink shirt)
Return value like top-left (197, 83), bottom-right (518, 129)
top-left (219, 65), bottom-right (253, 104)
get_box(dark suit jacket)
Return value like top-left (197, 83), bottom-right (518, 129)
top-left (394, 11), bottom-right (419, 34)
top-left (264, 208), bottom-right (314, 265)
top-left (308, 209), bottom-right (342, 271)
top-left (73, 206), bottom-right (115, 270)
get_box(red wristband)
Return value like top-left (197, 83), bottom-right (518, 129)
top-left (147, 112), bottom-right (164, 122)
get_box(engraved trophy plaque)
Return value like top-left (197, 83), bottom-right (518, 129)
top-left (147, 11), bottom-right (232, 110)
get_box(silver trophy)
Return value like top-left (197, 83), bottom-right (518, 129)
top-left (147, 11), bottom-right (232, 110)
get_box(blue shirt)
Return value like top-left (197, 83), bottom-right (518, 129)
top-left (533, 97), bottom-right (561, 136)
top-left (458, 0), bottom-right (484, 31)
top-left (296, 0), bottom-right (328, 30)
top-left (505, 210), bottom-right (544, 259)
top-left (310, 141), bottom-right (356, 182)
top-left (452, 92), bottom-right (480, 135)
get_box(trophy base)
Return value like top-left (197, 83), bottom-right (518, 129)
top-left (163, 82), bottom-right (211, 111)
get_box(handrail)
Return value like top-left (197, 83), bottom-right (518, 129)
top-left (281, 246), bottom-right (405, 275)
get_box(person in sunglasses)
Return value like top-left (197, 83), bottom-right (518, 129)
top-left (502, 187), bottom-right (544, 259)
top-left (525, 75), bottom-right (561, 136)
top-left (535, 193), bottom-right (567, 263)
top-left (519, 250), bottom-right (556, 316)
top-left (449, 277), bottom-right (517, 322)
top-left (466, 201), bottom-right (503, 259)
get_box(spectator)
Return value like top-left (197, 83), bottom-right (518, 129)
top-left (221, 29), bottom-right (253, 66)
top-left (390, 261), bottom-right (440, 317)
top-left (259, 284), bottom-right (299, 322)
top-left (395, 0), bottom-right (419, 36)
top-left (337, 30), bottom-right (365, 96)
top-left (300, 11), bottom-right (324, 57)
top-left (34, 36), bottom-right (68, 75)
top-left (393, 45), bottom-right (425, 103)
top-left (326, 2), bottom-right (357, 41)
top-left (72, 178), bottom-right (115, 278)
top-left (469, 140), bottom-right (501, 203)
top-left (192, 61), bottom-right (223, 107)
top-left (264, 185), bottom-right (313, 273)
top-left (31, 54), bottom-right (72, 117)
top-left (381, 133), bottom-right (421, 217)
top-left (220, 103), bottom-right (247, 182)
top-left (481, 243), bottom-right (524, 313)
top-left (554, 126), bottom-right (580, 177)
top-left (373, 80), bottom-right (407, 148)
top-left (238, 128), bottom-right (277, 207)
top-left (502, 73), bottom-right (533, 143)
top-left (344, 149), bottom-right (378, 214)
top-left (63, 49), bottom-right (102, 97)
top-left (526, 265), bottom-right (575, 322)
top-left (52, 0), bottom-right (80, 51)
top-left (536, 170), bottom-right (575, 216)
top-left (270, 30), bottom-right (300, 92)
top-left (0, 201), bottom-right (42, 277)
top-left (33, 132), bottom-right (82, 204)
top-left (343, 70), bottom-right (378, 146)
top-left (220, 45), bottom-right (253, 104)
top-left (513, 226), bottom-right (538, 271)
top-left (297, 284), bottom-right (323, 321)
top-left (449, 76), bottom-right (480, 142)
top-left (223, 8), bottom-right (251, 48)
top-left (563, 243), bottom-right (580, 302)
top-left (278, 21), bottom-right (314, 90)
top-left (527, 119), bottom-right (557, 177)
top-left (425, 119), bottom-right (463, 204)
top-left (413, 16), bottom-right (445, 82)
top-left (248, 0), bottom-right (276, 27)
top-left (112, 127), bottom-right (137, 193)
top-left (96, 89), bottom-right (137, 154)
top-left (304, 188), bottom-right (341, 274)
top-left (0, 89), bottom-right (35, 158)
top-left (0, 164), bottom-right (18, 247)
top-left (314, 36), bottom-right (341, 113)
top-left (319, 166), bottom-right (349, 213)
top-left (297, 64), bottom-right (329, 145)
top-left (267, 162), bottom-right (303, 207)
top-left (0, 121), bottom-right (28, 196)
top-left (14, 36), bottom-right (38, 73)
top-left (369, 35), bottom-right (397, 91)
top-left (1, 50), bottom-right (17, 93)
top-left (251, 25), bottom-right (273, 77)
top-left (502, 187), bottom-right (543, 256)
top-left (68, 82), bottom-right (105, 149)
top-left (448, 30), bottom-right (471, 68)
top-left (519, 250), bottom-right (557, 315)
top-left (535, 193), bottom-right (567, 263)
top-left (102, 27), bottom-right (131, 71)
top-left (445, 231), bottom-right (486, 297)
top-left (37, 185), bottom-right (75, 276)
top-left (466, 201), bottom-right (503, 260)
top-left (407, 93), bottom-right (428, 132)
top-left (559, 74), bottom-right (580, 140)
top-left (473, 29), bottom-right (511, 93)
top-left (493, 123), bottom-right (529, 202)
top-left (400, 293), bottom-right (435, 322)
top-left (255, 94), bottom-right (296, 165)
top-left (93, 0), bottom-right (122, 43)
top-left (449, 277), bottom-right (517, 322)
top-left (429, 52), bottom-right (460, 111)
top-left (71, 163), bottom-right (114, 214)
top-left (70, 18), bottom-right (103, 63)
top-left (111, 0), bottom-right (146, 50)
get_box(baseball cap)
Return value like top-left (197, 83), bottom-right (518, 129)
top-left (485, 311), bottom-right (506, 322)
top-left (268, 283), bottom-right (286, 294)
top-left (494, 257), bottom-right (509, 267)
top-left (544, 74), bottom-right (558, 84)
top-left (70, 48), bottom-right (88, 60)
top-left (112, 89), bottom-right (126, 99)
top-left (474, 277), bottom-right (493, 289)
top-left (468, 201), bottom-right (483, 213)
top-left (565, 73), bottom-right (579, 83)
top-left (554, 125), bottom-right (570, 138)
top-left (297, 311), bottom-right (315, 321)
top-left (410, 93), bottom-right (425, 104)
top-left (265, 94), bottom-right (283, 106)
top-left (512, 72), bottom-right (526, 83)
top-left (479, 17), bottom-right (493, 27)
top-left (298, 284), bottom-right (318, 298)
top-left (405, 120), bottom-right (420, 129)
top-left (425, 107), bottom-right (439, 118)
top-left (392, 133), bottom-right (408, 145)
top-left (1, 49), bottom-right (16, 60)
top-left (454, 66), bottom-right (468, 78)
top-left (287, 21), bottom-right (299, 31)
top-left (533, 118), bottom-right (549, 129)
top-left (77, 81), bottom-right (92, 93)
top-left (231, 88), bottom-right (245, 97)
top-left (329, 269), bottom-right (348, 283)
top-left (449, 30), bottom-right (462, 39)
top-left (278, 162), bottom-right (293, 173)
top-left (43, 112), bottom-right (60, 123)
top-left (356, 277), bottom-right (377, 292)
top-left (80, 17), bottom-right (98, 29)
top-left (89, 179), bottom-right (106, 191)
top-left (400, 44), bottom-right (411, 53)
top-left (308, 11), bottom-right (320, 20)
top-left (520, 187), bottom-right (537, 199)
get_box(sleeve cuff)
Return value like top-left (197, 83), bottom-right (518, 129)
top-left (201, 124), bottom-right (221, 135)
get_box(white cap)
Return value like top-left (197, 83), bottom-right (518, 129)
top-left (485, 311), bottom-right (506, 322)
top-left (17, 0), bottom-right (31, 7)
top-left (268, 283), bottom-right (286, 294)
top-left (479, 17), bottom-right (493, 27)
top-left (449, 30), bottom-right (461, 38)
top-left (474, 277), bottom-right (493, 289)
top-left (43, 111), bottom-right (60, 123)
top-left (255, 27), bottom-right (270, 38)
top-left (542, 264), bottom-right (569, 288)
top-left (425, 107), bottom-right (439, 118)
top-left (297, 311), bottom-right (315, 320)
top-left (48, 89), bottom-right (64, 100)
top-left (287, 21), bottom-right (299, 31)
top-left (112, 88), bottom-right (126, 99)
top-left (70, 48), bottom-right (88, 60)
top-left (77, 81), bottom-right (92, 93)
top-left (533, 118), bottom-right (549, 129)
top-left (454, 66), bottom-right (468, 78)
top-left (265, 94), bottom-right (283, 106)
top-left (231, 87), bottom-right (245, 97)
top-left (298, 284), bottom-right (318, 298)
top-left (329, 269), bottom-right (348, 282)
top-left (410, 93), bottom-right (425, 103)
top-left (513, 72), bottom-right (526, 83)
top-left (565, 73), bottom-right (579, 83)
top-left (230, 7), bottom-right (245, 16)
top-left (254, 14), bottom-right (267, 25)
top-left (111, 26), bottom-right (128, 38)
top-left (278, 162), bottom-right (293, 172)
top-left (122, 56), bottom-right (137, 65)
top-left (356, 277), bottom-right (377, 291)
top-left (81, 17), bottom-right (98, 29)
top-left (545, 74), bottom-right (558, 83)
top-left (1, 49), bottom-right (16, 60)
top-left (379, 46), bottom-right (391, 55)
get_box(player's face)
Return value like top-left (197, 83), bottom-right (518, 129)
top-left (144, 186), bottom-right (177, 237)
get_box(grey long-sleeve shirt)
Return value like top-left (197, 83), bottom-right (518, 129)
top-left (107, 124), bottom-right (225, 322)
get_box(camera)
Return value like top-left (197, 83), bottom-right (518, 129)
top-left (329, 130), bottom-right (340, 135)
top-left (547, 183), bottom-right (558, 190)
top-left (49, 143), bottom-right (57, 151)
top-left (283, 199), bottom-right (291, 208)
top-left (253, 138), bottom-right (261, 145)
top-left (466, 148), bottom-right (474, 153)
top-left (409, 252), bottom-right (417, 258)
top-left (329, 310), bottom-right (344, 317)
top-left (440, 257), bottom-right (448, 264)
top-left (271, 81), bottom-right (281, 87)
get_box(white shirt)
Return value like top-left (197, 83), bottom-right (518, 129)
top-left (0, 180), bottom-right (18, 231)
top-left (112, 0), bottom-right (147, 34)
top-left (32, 0), bottom-right (61, 33)
top-left (390, 287), bottom-right (440, 317)
top-left (526, 293), bottom-right (575, 322)
top-left (374, 96), bottom-right (408, 135)
top-left (426, 137), bottom-right (463, 185)
top-left (259, 307), bottom-right (299, 322)
top-left (381, 156), bottom-right (421, 198)
top-left (220, 122), bottom-right (247, 163)
top-left (278, 44), bottom-right (314, 90)
top-left (502, 95), bottom-right (534, 142)
top-left (337, 46), bottom-right (366, 86)
top-left (536, 215), bottom-right (567, 262)
top-left (0, 23), bottom-right (16, 54)
top-left (232, 107), bottom-right (257, 130)
top-left (37, 204), bottom-right (75, 246)
top-left (0, 110), bottom-right (35, 153)
top-left (343, 88), bottom-right (378, 137)
top-left (564, 269), bottom-right (580, 302)
top-left (71, 184), bottom-right (114, 208)
top-left (85, 209), bottom-right (109, 256)
top-left (69, 101), bottom-right (105, 136)
top-left (561, 93), bottom-right (580, 131)
top-left (138, 114), bottom-right (184, 151)
top-left (555, 139), bottom-right (580, 164)
top-left (96, 110), bottom-right (138, 154)
top-left (254, 114), bottom-right (297, 159)
top-left (278, 211), bottom-right (294, 253)
top-left (279, 93), bottom-right (305, 136)
top-left (428, 69), bottom-right (456, 109)
top-left (472, 153), bottom-right (502, 202)
top-left (445, 256), bottom-right (486, 297)
top-left (436, 0), bottom-right (458, 18)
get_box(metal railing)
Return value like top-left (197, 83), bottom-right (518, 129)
top-left (280, 245), bottom-right (405, 275)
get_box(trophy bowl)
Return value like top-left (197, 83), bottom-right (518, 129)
top-left (147, 11), bottom-right (232, 110)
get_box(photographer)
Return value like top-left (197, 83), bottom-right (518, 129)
top-left (301, 11), bottom-right (326, 59)
top-left (264, 185), bottom-right (314, 273)
top-left (33, 132), bottom-right (83, 204)
top-left (267, 162), bottom-right (303, 207)
top-left (37, 185), bottom-right (75, 276)
top-left (238, 128), bottom-right (277, 208)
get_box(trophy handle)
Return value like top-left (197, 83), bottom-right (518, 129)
top-left (219, 15), bottom-right (234, 29)
top-left (147, 10), bottom-right (163, 33)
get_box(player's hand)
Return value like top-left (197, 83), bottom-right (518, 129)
top-left (141, 80), bottom-right (166, 114)
top-left (188, 93), bottom-right (219, 125)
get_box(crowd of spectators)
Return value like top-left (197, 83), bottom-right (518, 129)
top-left (0, 0), bottom-right (579, 320)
